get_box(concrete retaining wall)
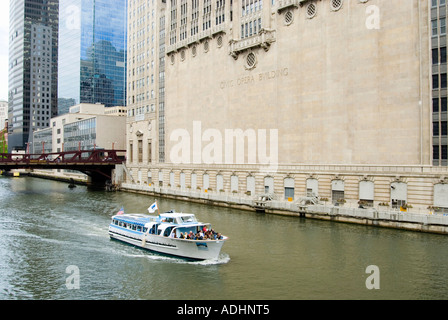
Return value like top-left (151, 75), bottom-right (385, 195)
top-left (120, 183), bottom-right (448, 235)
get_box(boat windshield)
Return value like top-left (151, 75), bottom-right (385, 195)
top-left (180, 215), bottom-right (197, 223)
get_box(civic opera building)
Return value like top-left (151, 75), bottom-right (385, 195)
top-left (124, 0), bottom-right (448, 213)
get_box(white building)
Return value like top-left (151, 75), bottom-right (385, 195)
top-left (0, 100), bottom-right (8, 130)
top-left (32, 103), bottom-right (126, 182)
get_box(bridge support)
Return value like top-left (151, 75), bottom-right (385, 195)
top-left (79, 167), bottom-right (117, 189)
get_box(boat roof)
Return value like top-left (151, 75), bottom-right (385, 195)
top-left (112, 211), bottom-right (205, 227)
top-left (159, 211), bottom-right (195, 218)
top-left (112, 214), bottom-right (154, 227)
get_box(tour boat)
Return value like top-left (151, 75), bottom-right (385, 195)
top-left (108, 205), bottom-right (228, 261)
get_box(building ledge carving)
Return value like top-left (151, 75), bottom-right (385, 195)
top-left (229, 29), bottom-right (276, 60)
top-left (277, 0), bottom-right (300, 13)
top-left (166, 25), bottom-right (226, 55)
top-left (297, 0), bottom-right (321, 7)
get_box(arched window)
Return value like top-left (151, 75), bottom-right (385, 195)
top-left (246, 175), bottom-right (255, 196)
top-left (231, 175), bottom-right (239, 193)
top-left (180, 172), bottom-right (186, 189)
top-left (158, 170), bottom-right (163, 187)
top-left (391, 182), bottom-right (407, 209)
top-left (306, 178), bottom-right (318, 197)
top-left (203, 173), bottom-right (210, 190)
top-left (359, 180), bottom-right (374, 207)
top-left (332, 179), bottom-right (345, 203)
top-left (217, 174), bottom-right (224, 191)
top-left (191, 172), bottom-right (197, 190)
top-left (264, 176), bottom-right (274, 194)
top-left (434, 183), bottom-right (448, 211)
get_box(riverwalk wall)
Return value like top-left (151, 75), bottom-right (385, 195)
top-left (120, 183), bottom-right (448, 235)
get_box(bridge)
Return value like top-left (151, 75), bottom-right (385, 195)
top-left (0, 149), bottom-right (126, 186)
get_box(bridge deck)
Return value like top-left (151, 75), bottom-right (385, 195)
top-left (0, 150), bottom-right (126, 182)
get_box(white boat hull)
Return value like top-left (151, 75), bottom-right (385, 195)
top-left (109, 225), bottom-right (226, 260)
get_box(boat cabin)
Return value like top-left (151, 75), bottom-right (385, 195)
top-left (111, 211), bottom-right (215, 239)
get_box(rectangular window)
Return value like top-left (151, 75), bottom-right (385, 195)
top-left (433, 20), bottom-right (438, 37)
top-left (392, 199), bottom-right (406, 209)
top-left (443, 145), bottom-right (448, 160)
top-left (138, 140), bottom-right (143, 163)
top-left (441, 47), bottom-right (447, 63)
top-left (332, 190), bottom-right (345, 203)
top-left (434, 145), bottom-right (440, 160)
top-left (433, 48), bottom-right (439, 65)
top-left (434, 98), bottom-right (439, 112)
top-left (441, 18), bottom-right (447, 35)
top-left (442, 121), bottom-right (448, 135)
top-left (433, 74), bottom-right (439, 89)
top-left (442, 73), bottom-right (447, 88)
top-left (442, 97), bottom-right (448, 112)
top-left (434, 122), bottom-right (440, 136)
top-left (285, 187), bottom-right (294, 200)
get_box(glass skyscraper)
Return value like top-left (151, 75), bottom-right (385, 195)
top-left (8, 0), bottom-right (59, 152)
top-left (58, 0), bottom-right (127, 115)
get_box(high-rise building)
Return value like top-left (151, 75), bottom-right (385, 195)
top-left (8, 0), bottom-right (59, 152)
top-left (58, 0), bottom-right (128, 115)
top-left (125, 0), bottom-right (166, 179)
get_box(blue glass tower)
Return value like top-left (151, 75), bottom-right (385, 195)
top-left (58, 0), bottom-right (127, 114)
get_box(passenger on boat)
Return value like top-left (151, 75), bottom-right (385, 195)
top-left (173, 230), bottom-right (223, 240)
top-left (200, 232), bottom-right (205, 240)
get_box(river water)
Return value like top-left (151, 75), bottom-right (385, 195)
top-left (1, 176), bottom-right (448, 300)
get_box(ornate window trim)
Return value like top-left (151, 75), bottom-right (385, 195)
top-left (229, 29), bottom-right (276, 60)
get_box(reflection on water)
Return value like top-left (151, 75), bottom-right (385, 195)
top-left (1, 176), bottom-right (448, 300)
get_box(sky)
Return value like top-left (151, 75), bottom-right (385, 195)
top-left (0, 1), bottom-right (9, 102)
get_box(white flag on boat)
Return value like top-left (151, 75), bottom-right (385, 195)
top-left (147, 201), bottom-right (158, 213)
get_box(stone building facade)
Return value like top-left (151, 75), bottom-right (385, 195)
top-left (125, 0), bottom-right (448, 212)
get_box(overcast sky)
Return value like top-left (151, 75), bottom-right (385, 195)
top-left (0, 1), bottom-right (9, 102)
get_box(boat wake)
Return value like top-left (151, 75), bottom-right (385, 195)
top-left (185, 253), bottom-right (231, 266)
top-left (122, 250), bottom-right (230, 265)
